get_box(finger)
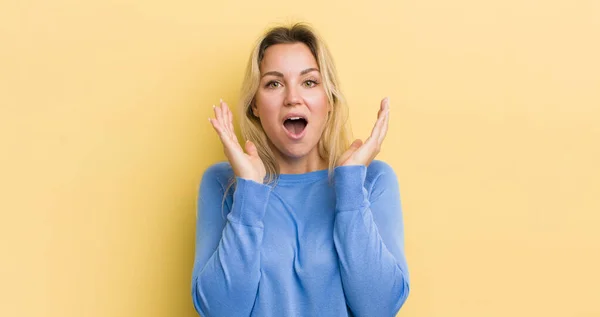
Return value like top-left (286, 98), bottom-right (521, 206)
top-left (227, 106), bottom-right (239, 143)
top-left (375, 96), bottom-right (387, 118)
top-left (212, 106), bottom-right (221, 141)
top-left (220, 100), bottom-right (233, 138)
top-left (208, 117), bottom-right (225, 140)
top-left (209, 114), bottom-right (231, 142)
top-left (212, 120), bottom-right (242, 157)
top-left (223, 100), bottom-right (235, 136)
top-left (338, 139), bottom-right (362, 165)
top-left (352, 139), bottom-right (363, 148)
top-left (223, 101), bottom-right (240, 144)
top-left (213, 103), bottom-right (224, 128)
top-left (372, 98), bottom-right (388, 130)
top-left (376, 103), bottom-right (384, 119)
top-left (209, 116), bottom-right (227, 140)
top-left (245, 140), bottom-right (258, 158)
top-left (338, 151), bottom-right (352, 167)
top-left (378, 101), bottom-right (390, 144)
top-left (367, 103), bottom-right (387, 147)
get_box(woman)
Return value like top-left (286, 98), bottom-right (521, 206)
top-left (191, 23), bottom-right (410, 317)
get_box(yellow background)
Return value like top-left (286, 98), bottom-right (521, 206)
top-left (1, 0), bottom-right (599, 316)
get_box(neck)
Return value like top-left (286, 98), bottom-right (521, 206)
top-left (279, 158), bottom-right (328, 174)
top-left (271, 146), bottom-right (328, 175)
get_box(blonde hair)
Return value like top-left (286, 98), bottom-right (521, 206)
top-left (238, 22), bottom-right (352, 184)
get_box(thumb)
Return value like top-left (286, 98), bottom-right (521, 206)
top-left (350, 139), bottom-right (363, 149)
top-left (245, 140), bottom-right (259, 158)
top-left (338, 139), bottom-right (363, 166)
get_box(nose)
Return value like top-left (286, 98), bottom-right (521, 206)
top-left (284, 85), bottom-right (301, 107)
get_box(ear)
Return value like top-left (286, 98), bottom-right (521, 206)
top-left (251, 101), bottom-right (259, 117)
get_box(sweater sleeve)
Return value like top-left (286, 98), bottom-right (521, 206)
top-left (191, 164), bottom-right (271, 317)
top-left (332, 161), bottom-right (410, 317)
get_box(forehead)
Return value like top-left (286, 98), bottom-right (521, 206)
top-left (260, 43), bottom-right (318, 72)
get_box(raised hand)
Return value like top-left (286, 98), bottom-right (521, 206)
top-left (337, 97), bottom-right (390, 167)
top-left (208, 99), bottom-right (266, 183)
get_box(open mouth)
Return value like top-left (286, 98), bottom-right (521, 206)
top-left (283, 117), bottom-right (308, 138)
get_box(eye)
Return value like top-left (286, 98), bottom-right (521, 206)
top-left (266, 81), bottom-right (281, 89)
top-left (303, 79), bottom-right (319, 88)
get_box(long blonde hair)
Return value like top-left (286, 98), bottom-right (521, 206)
top-left (238, 22), bottom-right (352, 184)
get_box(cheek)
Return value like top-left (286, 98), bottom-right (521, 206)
top-left (305, 91), bottom-right (330, 117)
top-left (256, 91), bottom-right (278, 114)
top-left (255, 94), bottom-right (281, 130)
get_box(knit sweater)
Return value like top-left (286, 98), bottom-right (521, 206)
top-left (191, 160), bottom-right (409, 316)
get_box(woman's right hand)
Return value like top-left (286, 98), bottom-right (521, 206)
top-left (209, 99), bottom-right (266, 184)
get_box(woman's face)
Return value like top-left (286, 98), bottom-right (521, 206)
top-left (253, 42), bottom-right (330, 162)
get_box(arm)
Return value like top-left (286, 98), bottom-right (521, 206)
top-left (191, 164), bottom-right (271, 316)
top-left (333, 161), bottom-right (410, 317)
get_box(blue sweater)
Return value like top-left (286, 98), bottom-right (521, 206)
top-left (191, 160), bottom-right (410, 317)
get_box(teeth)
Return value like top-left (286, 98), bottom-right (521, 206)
top-left (289, 117), bottom-right (301, 120)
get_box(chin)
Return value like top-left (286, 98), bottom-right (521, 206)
top-left (275, 142), bottom-right (314, 160)
top-left (280, 147), bottom-right (310, 160)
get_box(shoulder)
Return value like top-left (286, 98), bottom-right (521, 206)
top-left (366, 160), bottom-right (398, 182)
top-left (365, 160), bottom-right (400, 195)
top-left (200, 161), bottom-right (235, 190)
top-left (203, 161), bottom-right (234, 178)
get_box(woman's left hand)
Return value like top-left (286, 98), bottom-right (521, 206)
top-left (337, 97), bottom-right (390, 167)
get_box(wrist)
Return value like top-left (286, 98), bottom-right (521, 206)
top-left (334, 165), bottom-right (368, 211)
top-left (238, 174), bottom-right (264, 184)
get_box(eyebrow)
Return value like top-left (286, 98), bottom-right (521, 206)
top-left (261, 68), bottom-right (320, 78)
